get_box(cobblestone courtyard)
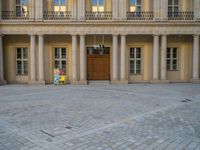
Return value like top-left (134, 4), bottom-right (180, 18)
top-left (0, 84), bottom-right (200, 150)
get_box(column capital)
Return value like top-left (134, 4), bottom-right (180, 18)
top-left (112, 34), bottom-right (119, 36)
top-left (37, 34), bottom-right (45, 37)
top-left (71, 33), bottom-right (78, 36)
top-left (153, 34), bottom-right (160, 37)
top-left (193, 34), bottom-right (200, 37)
top-left (79, 33), bottom-right (86, 36)
top-left (120, 33), bottom-right (127, 36)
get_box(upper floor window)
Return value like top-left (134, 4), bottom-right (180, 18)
top-left (168, 0), bottom-right (179, 12)
top-left (92, 0), bottom-right (104, 12)
top-left (167, 48), bottom-right (178, 71)
top-left (54, 0), bottom-right (67, 12)
top-left (16, 0), bottom-right (28, 16)
top-left (130, 0), bottom-right (141, 12)
top-left (130, 48), bottom-right (142, 75)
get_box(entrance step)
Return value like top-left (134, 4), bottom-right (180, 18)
top-left (88, 80), bottom-right (110, 85)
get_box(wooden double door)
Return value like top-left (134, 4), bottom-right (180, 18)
top-left (87, 47), bottom-right (110, 80)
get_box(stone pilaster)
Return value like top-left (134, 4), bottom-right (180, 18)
top-left (38, 35), bottom-right (45, 84)
top-left (35, 0), bottom-right (43, 21)
top-left (194, 0), bottom-right (200, 20)
top-left (71, 0), bottom-right (77, 21)
top-left (80, 34), bottom-right (87, 84)
top-left (153, 0), bottom-right (161, 20)
top-left (72, 34), bottom-right (78, 84)
top-left (29, 0), bottom-right (35, 20)
top-left (78, 0), bottom-right (85, 21)
top-left (0, 35), bottom-right (6, 85)
top-left (160, 0), bottom-right (168, 20)
top-left (119, 0), bottom-right (127, 21)
top-left (112, 34), bottom-right (118, 81)
top-left (112, 0), bottom-right (119, 21)
top-left (191, 35), bottom-right (200, 83)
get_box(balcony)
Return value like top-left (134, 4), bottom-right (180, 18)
top-left (168, 12), bottom-right (194, 20)
top-left (1, 11), bottom-right (29, 20)
top-left (127, 12), bottom-right (154, 20)
top-left (85, 12), bottom-right (112, 20)
top-left (43, 11), bottom-right (71, 20)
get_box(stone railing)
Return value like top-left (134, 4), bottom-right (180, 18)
top-left (85, 12), bottom-right (112, 20)
top-left (168, 12), bottom-right (194, 20)
top-left (127, 12), bottom-right (154, 20)
top-left (43, 11), bottom-right (71, 20)
top-left (1, 11), bottom-right (29, 20)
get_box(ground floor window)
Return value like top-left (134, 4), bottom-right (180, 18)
top-left (130, 48), bottom-right (141, 75)
top-left (167, 48), bottom-right (178, 71)
top-left (54, 48), bottom-right (67, 73)
top-left (16, 48), bottom-right (28, 75)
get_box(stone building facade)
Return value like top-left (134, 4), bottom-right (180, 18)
top-left (0, 0), bottom-right (200, 85)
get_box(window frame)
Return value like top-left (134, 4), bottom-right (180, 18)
top-left (92, 0), bottom-right (105, 12)
top-left (54, 0), bottom-right (67, 12)
top-left (129, 47), bottom-right (142, 75)
top-left (54, 48), bottom-right (67, 72)
top-left (167, 47), bottom-right (179, 71)
top-left (16, 47), bottom-right (28, 76)
top-left (16, 0), bottom-right (29, 15)
top-left (129, 0), bottom-right (142, 12)
top-left (168, 0), bottom-right (179, 13)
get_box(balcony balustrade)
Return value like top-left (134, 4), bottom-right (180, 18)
top-left (168, 12), bottom-right (194, 20)
top-left (127, 12), bottom-right (154, 20)
top-left (1, 11), bottom-right (29, 20)
top-left (85, 12), bottom-right (112, 20)
top-left (43, 11), bottom-right (71, 20)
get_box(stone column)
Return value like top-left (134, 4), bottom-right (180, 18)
top-left (72, 34), bottom-right (78, 83)
top-left (0, 35), bottom-right (6, 84)
top-left (71, 0), bottom-right (77, 21)
top-left (194, 0), bottom-right (200, 20)
top-left (192, 35), bottom-right (200, 81)
top-left (80, 34), bottom-right (87, 84)
top-left (120, 34), bottom-right (127, 83)
top-left (152, 35), bottom-right (160, 81)
top-left (153, 0), bottom-right (161, 20)
top-left (119, 0), bottom-right (127, 20)
top-left (30, 35), bottom-right (36, 82)
top-left (78, 0), bottom-right (85, 21)
top-left (161, 35), bottom-right (168, 82)
top-left (38, 35), bottom-right (45, 83)
top-left (112, 0), bottom-right (119, 20)
top-left (35, 0), bottom-right (43, 21)
top-left (112, 34), bottom-right (118, 81)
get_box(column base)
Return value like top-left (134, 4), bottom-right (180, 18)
top-left (151, 80), bottom-right (170, 84)
top-left (118, 80), bottom-right (129, 84)
top-left (28, 80), bottom-right (45, 85)
top-left (71, 80), bottom-right (80, 85)
top-left (79, 80), bottom-right (88, 85)
top-left (160, 80), bottom-right (170, 83)
top-left (191, 79), bottom-right (200, 83)
top-left (0, 80), bottom-right (7, 85)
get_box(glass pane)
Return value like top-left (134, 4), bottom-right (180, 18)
top-left (130, 0), bottom-right (136, 5)
top-left (167, 48), bottom-right (171, 58)
top-left (174, 0), bottom-right (179, 5)
top-left (137, 0), bottom-right (141, 5)
top-left (61, 48), bottom-right (66, 58)
top-left (137, 6), bottom-right (141, 12)
top-left (174, 7), bottom-right (179, 12)
top-left (99, 0), bottom-right (104, 5)
top-left (55, 61), bottom-right (60, 68)
top-left (130, 48), bottom-right (134, 58)
top-left (173, 60), bottom-right (177, 70)
top-left (16, 6), bottom-right (21, 16)
top-left (130, 60), bottom-right (134, 74)
top-left (23, 48), bottom-right (28, 59)
top-left (23, 61), bottom-right (28, 74)
top-left (92, 0), bottom-right (97, 5)
top-left (54, 0), bottom-right (59, 5)
top-left (136, 48), bottom-right (141, 58)
top-left (167, 60), bottom-right (171, 70)
top-left (168, 7), bottom-right (172, 12)
top-left (17, 48), bottom-right (22, 59)
top-left (136, 60), bottom-right (141, 74)
top-left (61, 61), bottom-right (66, 70)
top-left (173, 48), bottom-right (177, 58)
top-left (168, 0), bottom-right (172, 5)
top-left (16, 0), bottom-right (20, 5)
top-left (55, 48), bottom-right (60, 59)
top-left (60, 0), bottom-right (66, 5)
top-left (22, 0), bottom-right (28, 5)
top-left (17, 61), bottom-right (22, 74)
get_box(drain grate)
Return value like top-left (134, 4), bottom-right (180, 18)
top-left (181, 99), bottom-right (192, 103)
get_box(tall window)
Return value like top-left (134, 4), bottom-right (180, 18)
top-left (130, 0), bottom-right (141, 12)
top-left (168, 0), bottom-right (179, 13)
top-left (92, 0), bottom-right (104, 12)
top-left (167, 48), bottom-right (178, 71)
top-left (54, 0), bottom-right (66, 12)
top-left (54, 48), bottom-right (67, 73)
top-left (16, 48), bottom-right (28, 75)
top-left (130, 48), bottom-right (141, 75)
top-left (16, 0), bottom-right (28, 16)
